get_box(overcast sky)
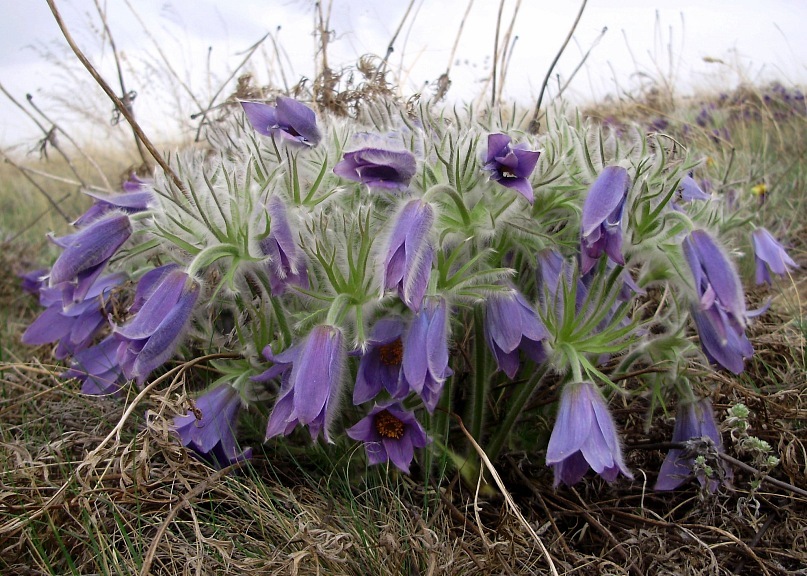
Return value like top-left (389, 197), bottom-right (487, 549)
top-left (1, 0), bottom-right (805, 149)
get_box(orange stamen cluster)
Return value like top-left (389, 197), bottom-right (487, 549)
top-left (379, 339), bottom-right (403, 367)
top-left (374, 410), bottom-right (405, 439)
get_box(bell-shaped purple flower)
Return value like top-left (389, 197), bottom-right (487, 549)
top-left (261, 325), bottom-right (345, 442)
top-left (655, 398), bottom-right (730, 492)
top-left (546, 381), bottom-right (633, 487)
top-left (333, 148), bottom-right (417, 191)
top-left (114, 269), bottom-right (199, 385)
top-left (382, 199), bottom-right (434, 312)
top-left (259, 196), bottom-right (309, 294)
top-left (678, 174), bottom-right (711, 202)
top-left (482, 133), bottom-right (541, 203)
top-left (49, 213), bottom-right (132, 305)
top-left (22, 273), bottom-right (125, 359)
top-left (751, 228), bottom-right (798, 285)
top-left (353, 317), bottom-right (410, 404)
top-left (62, 335), bottom-right (126, 396)
top-left (684, 230), bottom-right (753, 374)
top-left (402, 297), bottom-right (452, 412)
top-left (484, 288), bottom-right (548, 379)
top-left (73, 175), bottom-right (153, 227)
top-left (173, 383), bottom-right (252, 466)
top-left (346, 402), bottom-right (430, 474)
top-left (241, 97), bottom-right (321, 146)
top-left (580, 166), bottom-right (631, 274)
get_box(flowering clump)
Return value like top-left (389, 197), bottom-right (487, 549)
top-left (19, 91), bottom-right (777, 495)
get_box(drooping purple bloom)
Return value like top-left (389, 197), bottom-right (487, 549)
top-left (22, 273), bottom-right (125, 359)
top-left (402, 297), bottom-right (452, 412)
top-left (545, 381), bottom-right (633, 487)
top-left (49, 213), bottom-right (132, 306)
top-left (240, 97), bottom-right (321, 146)
top-left (173, 383), bottom-right (252, 466)
top-left (346, 402), bottom-right (430, 474)
top-left (580, 166), bottom-right (631, 274)
top-left (683, 230), bottom-right (753, 374)
top-left (259, 196), bottom-right (309, 294)
top-left (62, 335), bottom-right (126, 396)
top-left (482, 133), bottom-right (541, 203)
top-left (114, 269), bottom-right (199, 385)
top-left (261, 325), bottom-right (345, 442)
top-left (484, 288), bottom-right (548, 379)
top-left (382, 199), bottom-right (434, 312)
top-left (333, 148), bottom-right (417, 191)
top-left (353, 317), bottom-right (410, 404)
top-left (678, 174), bottom-right (711, 202)
top-left (751, 228), bottom-right (799, 285)
top-left (655, 398), bottom-right (730, 492)
top-left (73, 175), bottom-right (153, 227)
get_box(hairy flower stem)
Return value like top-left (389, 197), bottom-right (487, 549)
top-left (485, 363), bottom-right (550, 463)
top-left (469, 307), bottom-right (489, 444)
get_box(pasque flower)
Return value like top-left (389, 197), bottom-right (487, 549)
top-left (580, 166), bottom-right (631, 274)
top-left (678, 174), bottom-right (711, 202)
top-left (402, 297), bottom-right (452, 412)
top-left (333, 148), bottom-right (417, 191)
top-left (173, 383), bottom-right (252, 466)
top-left (49, 213), bottom-right (132, 305)
top-left (482, 133), bottom-right (541, 203)
top-left (114, 269), bottom-right (199, 385)
top-left (259, 196), bottom-right (309, 294)
top-left (484, 288), bottom-right (548, 378)
top-left (261, 325), bottom-right (345, 442)
top-left (346, 402), bottom-right (430, 474)
top-left (19, 268), bottom-right (48, 295)
top-left (241, 96), bottom-right (321, 146)
top-left (655, 398), bottom-right (730, 492)
top-left (683, 230), bottom-right (753, 374)
top-left (353, 317), bottom-right (410, 404)
top-left (382, 199), bottom-right (434, 311)
top-left (751, 228), bottom-right (798, 285)
top-left (546, 381), bottom-right (633, 486)
top-left (22, 273), bottom-right (125, 359)
top-left (62, 335), bottom-right (126, 396)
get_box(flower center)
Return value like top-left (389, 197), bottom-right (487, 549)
top-left (501, 169), bottom-right (516, 178)
top-left (374, 410), bottom-right (405, 439)
top-left (378, 339), bottom-right (403, 367)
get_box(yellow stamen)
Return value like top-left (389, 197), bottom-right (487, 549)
top-left (374, 410), bottom-right (405, 439)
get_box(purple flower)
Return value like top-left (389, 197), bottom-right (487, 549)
top-left (49, 213), bottom-right (132, 306)
top-left (62, 336), bottom-right (126, 396)
top-left (482, 133), bottom-right (541, 203)
top-left (173, 383), bottom-right (252, 466)
top-left (114, 269), bottom-right (199, 385)
top-left (402, 297), bottom-right (452, 412)
top-left (240, 97), bottom-right (321, 146)
top-left (382, 199), bottom-right (434, 311)
top-left (346, 402), bottom-right (430, 474)
top-left (655, 398), bottom-right (730, 492)
top-left (353, 317), bottom-right (409, 404)
top-left (19, 268), bottom-right (48, 295)
top-left (678, 174), bottom-right (711, 202)
top-left (259, 196), bottom-right (309, 294)
top-left (333, 148), bottom-right (417, 191)
top-left (73, 176), bottom-right (153, 227)
top-left (684, 230), bottom-right (753, 374)
top-left (751, 228), bottom-right (798, 285)
top-left (580, 166), bottom-right (630, 274)
top-left (262, 325), bottom-right (345, 442)
top-left (545, 381), bottom-right (633, 487)
top-left (484, 288), bottom-right (548, 379)
top-left (22, 273), bottom-right (125, 359)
